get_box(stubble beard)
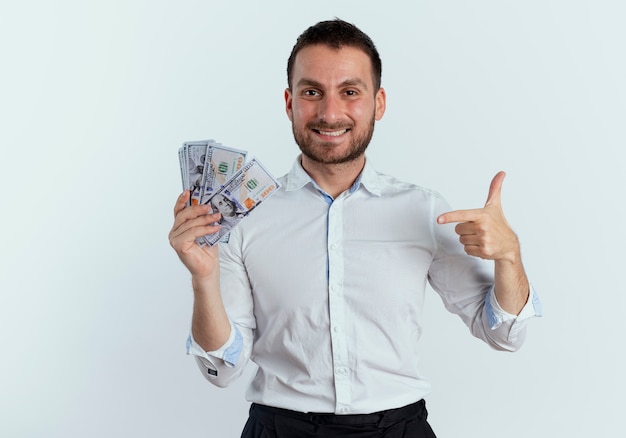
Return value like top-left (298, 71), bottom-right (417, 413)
top-left (292, 115), bottom-right (376, 165)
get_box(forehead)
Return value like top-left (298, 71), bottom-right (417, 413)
top-left (292, 44), bottom-right (374, 89)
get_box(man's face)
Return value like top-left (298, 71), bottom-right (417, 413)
top-left (285, 45), bottom-right (386, 165)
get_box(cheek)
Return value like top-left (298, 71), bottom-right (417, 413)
top-left (292, 100), bottom-right (318, 122)
top-left (291, 110), bottom-right (308, 128)
top-left (347, 103), bottom-right (371, 122)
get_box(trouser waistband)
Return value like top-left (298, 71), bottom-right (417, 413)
top-left (251, 399), bottom-right (427, 428)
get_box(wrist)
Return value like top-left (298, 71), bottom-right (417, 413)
top-left (496, 235), bottom-right (522, 265)
top-left (191, 272), bottom-right (220, 295)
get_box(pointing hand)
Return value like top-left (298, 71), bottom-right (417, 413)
top-left (437, 172), bottom-right (520, 263)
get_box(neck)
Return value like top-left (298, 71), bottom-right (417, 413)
top-left (300, 155), bottom-right (365, 199)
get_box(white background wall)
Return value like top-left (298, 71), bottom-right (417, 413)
top-left (1, 1), bottom-right (624, 436)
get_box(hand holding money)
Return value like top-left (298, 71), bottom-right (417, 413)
top-left (177, 139), bottom-right (281, 246)
top-left (169, 189), bottom-right (232, 354)
top-left (168, 191), bottom-right (222, 279)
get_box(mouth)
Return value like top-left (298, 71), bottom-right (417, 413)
top-left (312, 128), bottom-right (350, 137)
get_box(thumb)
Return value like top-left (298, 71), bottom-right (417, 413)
top-left (485, 171), bottom-right (506, 207)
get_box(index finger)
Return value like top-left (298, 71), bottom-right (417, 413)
top-left (173, 190), bottom-right (192, 216)
top-left (437, 208), bottom-right (482, 224)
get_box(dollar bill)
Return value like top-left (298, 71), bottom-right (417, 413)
top-left (179, 140), bottom-right (248, 206)
top-left (181, 140), bottom-right (212, 205)
top-left (201, 158), bottom-right (281, 246)
top-left (199, 143), bottom-right (247, 205)
top-left (178, 146), bottom-right (186, 191)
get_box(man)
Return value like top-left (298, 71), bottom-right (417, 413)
top-left (169, 19), bottom-right (540, 437)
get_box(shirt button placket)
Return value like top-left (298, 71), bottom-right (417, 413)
top-left (327, 197), bottom-right (350, 413)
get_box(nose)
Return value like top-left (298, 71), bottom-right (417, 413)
top-left (317, 94), bottom-right (342, 123)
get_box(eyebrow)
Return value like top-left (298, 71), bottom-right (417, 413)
top-left (296, 77), bottom-right (369, 91)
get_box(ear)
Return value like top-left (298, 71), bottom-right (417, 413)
top-left (284, 88), bottom-right (294, 121)
top-left (374, 87), bottom-right (386, 121)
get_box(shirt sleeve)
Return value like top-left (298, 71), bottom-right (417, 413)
top-left (186, 319), bottom-right (243, 369)
top-left (484, 284), bottom-right (542, 342)
top-left (427, 194), bottom-right (540, 352)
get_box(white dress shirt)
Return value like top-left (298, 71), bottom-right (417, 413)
top-left (187, 157), bottom-right (541, 414)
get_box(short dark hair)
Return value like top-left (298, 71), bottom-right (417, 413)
top-left (287, 19), bottom-right (382, 91)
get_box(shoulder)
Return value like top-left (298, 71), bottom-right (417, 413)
top-left (372, 169), bottom-right (444, 200)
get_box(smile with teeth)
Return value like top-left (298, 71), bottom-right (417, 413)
top-left (314, 128), bottom-right (350, 137)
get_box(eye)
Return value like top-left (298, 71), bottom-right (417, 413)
top-left (302, 89), bottom-right (321, 97)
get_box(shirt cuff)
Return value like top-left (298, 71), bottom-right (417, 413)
top-left (485, 284), bottom-right (542, 330)
top-left (185, 321), bottom-right (244, 367)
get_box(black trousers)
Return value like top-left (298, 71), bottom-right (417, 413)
top-left (241, 399), bottom-right (437, 437)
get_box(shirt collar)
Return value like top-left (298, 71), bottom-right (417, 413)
top-left (358, 158), bottom-right (383, 197)
top-left (284, 155), bottom-right (382, 197)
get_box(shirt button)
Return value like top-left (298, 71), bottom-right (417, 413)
top-left (333, 326), bottom-right (341, 333)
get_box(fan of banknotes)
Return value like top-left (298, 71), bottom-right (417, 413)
top-left (178, 139), bottom-right (281, 246)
